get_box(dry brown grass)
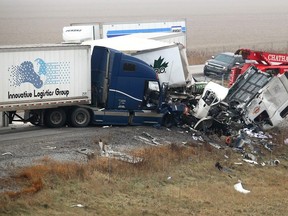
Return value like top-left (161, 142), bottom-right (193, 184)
top-left (1, 139), bottom-right (288, 216)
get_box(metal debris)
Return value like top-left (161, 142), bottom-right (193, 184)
top-left (41, 146), bottom-right (56, 150)
top-left (76, 148), bottom-right (95, 158)
top-left (98, 140), bottom-right (142, 164)
top-left (215, 162), bottom-right (233, 173)
top-left (262, 159), bottom-right (280, 166)
top-left (209, 142), bottom-right (222, 149)
top-left (242, 158), bottom-right (258, 165)
top-left (103, 149), bottom-right (143, 164)
top-left (134, 132), bottom-right (162, 146)
top-left (2, 152), bottom-right (13, 156)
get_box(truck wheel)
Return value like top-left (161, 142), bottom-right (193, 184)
top-left (162, 114), bottom-right (175, 128)
top-left (70, 107), bottom-right (90, 127)
top-left (44, 108), bottom-right (67, 128)
top-left (29, 113), bottom-right (41, 126)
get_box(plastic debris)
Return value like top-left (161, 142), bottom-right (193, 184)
top-left (234, 181), bottom-right (250, 194)
top-left (71, 204), bottom-right (85, 208)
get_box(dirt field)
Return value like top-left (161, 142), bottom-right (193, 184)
top-left (1, 0), bottom-right (288, 53)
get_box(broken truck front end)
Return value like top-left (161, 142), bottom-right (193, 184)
top-left (243, 72), bottom-right (288, 130)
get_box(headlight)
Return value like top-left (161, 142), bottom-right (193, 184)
top-left (205, 62), bottom-right (208, 66)
top-left (223, 66), bottom-right (227, 70)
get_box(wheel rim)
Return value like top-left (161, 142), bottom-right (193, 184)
top-left (50, 111), bottom-right (63, 125)
top-left (75, 112), bottom-right (87, 124)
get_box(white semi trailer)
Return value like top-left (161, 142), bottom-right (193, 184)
top-left (62, 20), bottom-right (187, 46)
top-left (0, 44), bottom-right (91, 113)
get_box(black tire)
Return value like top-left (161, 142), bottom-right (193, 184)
top-left (204, 70), bottom-right (209, 76)
top-left (162, 114), bottom-right (175, 128)
top-left (44, 108), bottom-right (67, 128)
top-left (70, 107), bottom-right (91, 127)
top-left (29, 114), bottom-right (42, 126)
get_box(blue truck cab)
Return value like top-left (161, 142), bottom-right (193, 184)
top-left (90, 46), bottom-right (173, 126)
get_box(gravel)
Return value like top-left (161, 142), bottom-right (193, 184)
top-left (0, 124), bottom-right (195, 179)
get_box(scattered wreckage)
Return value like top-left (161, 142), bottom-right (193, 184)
top-left (179, 65), bottom-right (288, 135)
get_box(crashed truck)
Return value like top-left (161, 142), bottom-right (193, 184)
top-left (186, 65), bottom-right (288, 135)
top-left (0, 44), bottom-right (186, 128)
top-left (82, 35), bottom-right (195, 90)
top-left (63, 19), bottom-right (205, 98)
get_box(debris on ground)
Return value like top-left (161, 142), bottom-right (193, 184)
top-left (2, 152), bottom-right (13, 156)
top-left (134, 132), bottom-right (163, 146)
top-left (76, 148), bottom-right (95, 159)
top-left (41, 146), bottom-right (57, 150)
top-left (70, 204), bottom-right (85, 208)
top-left (234, 180), bottom-right (250, 194)
top-left (98, 140), bottom-right (143, 164)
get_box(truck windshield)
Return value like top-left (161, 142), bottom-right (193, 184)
top-left (215, 54), bottom-right (234, 64)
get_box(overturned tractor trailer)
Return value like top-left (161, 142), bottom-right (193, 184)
top-left (192, 66), bottom-right (288, 132)
top-left (0, 44), bottom-right (185, 128)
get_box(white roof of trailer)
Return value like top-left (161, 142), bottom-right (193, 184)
top-left (82, 35), bottom-right (174, 53)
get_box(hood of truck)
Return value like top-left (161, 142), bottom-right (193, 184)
top-left (206, 59), bottom-right (230, 69)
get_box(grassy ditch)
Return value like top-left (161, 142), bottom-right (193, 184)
top-left (1, 137), bottom-right (288, 216)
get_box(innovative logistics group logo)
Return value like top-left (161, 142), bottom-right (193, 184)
top-left (150, 56), bottom-right (169, 74)
top-left (9, 58), bottom-right (71, 89)
top-left (8, 58), bottom-right (71, 99)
